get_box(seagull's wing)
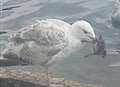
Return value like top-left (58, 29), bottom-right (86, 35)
top-left (18, 19), bottom-right (71, 65)
top-left (20, 19), bottom-right (69, 46)
top-left (1, 19), bottom-right (71, 66)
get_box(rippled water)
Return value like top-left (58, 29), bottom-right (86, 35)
top-left (0, 0), bottom-right (120, 87)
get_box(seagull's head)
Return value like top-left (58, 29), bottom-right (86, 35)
top-left (72, 20), bottom-right (96, 43)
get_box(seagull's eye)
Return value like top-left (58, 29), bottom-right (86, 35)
top-left (82, 29), bottom-right (89, 34)
top-left (84, 31), bottom-right (88, 34)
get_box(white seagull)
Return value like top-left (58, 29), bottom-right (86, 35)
top-left (0, 19), bottom-right (95, 66)
top-left (112, 0), bottom-right (120, 27)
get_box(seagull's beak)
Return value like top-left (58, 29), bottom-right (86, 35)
top-left (87, 35), bottom-right (97, 43)
top-left (81, 34), bottom-right (96, 43)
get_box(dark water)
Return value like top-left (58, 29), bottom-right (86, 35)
top-left (0, 0), bottom-right (120, 87)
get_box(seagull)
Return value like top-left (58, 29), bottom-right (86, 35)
top-left (0, 19), bottom-right (96, 66)
top-left (111, 0), bottom-right (120, 27)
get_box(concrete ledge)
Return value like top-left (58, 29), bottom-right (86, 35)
top-left (0, 68), bottom-right (103, 87)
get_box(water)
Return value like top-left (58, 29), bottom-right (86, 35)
top-left (0, 0), bottom-right (120, 87)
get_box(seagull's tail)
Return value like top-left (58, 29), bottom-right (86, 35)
top-left (0, 56), bottom-right (19, 66)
